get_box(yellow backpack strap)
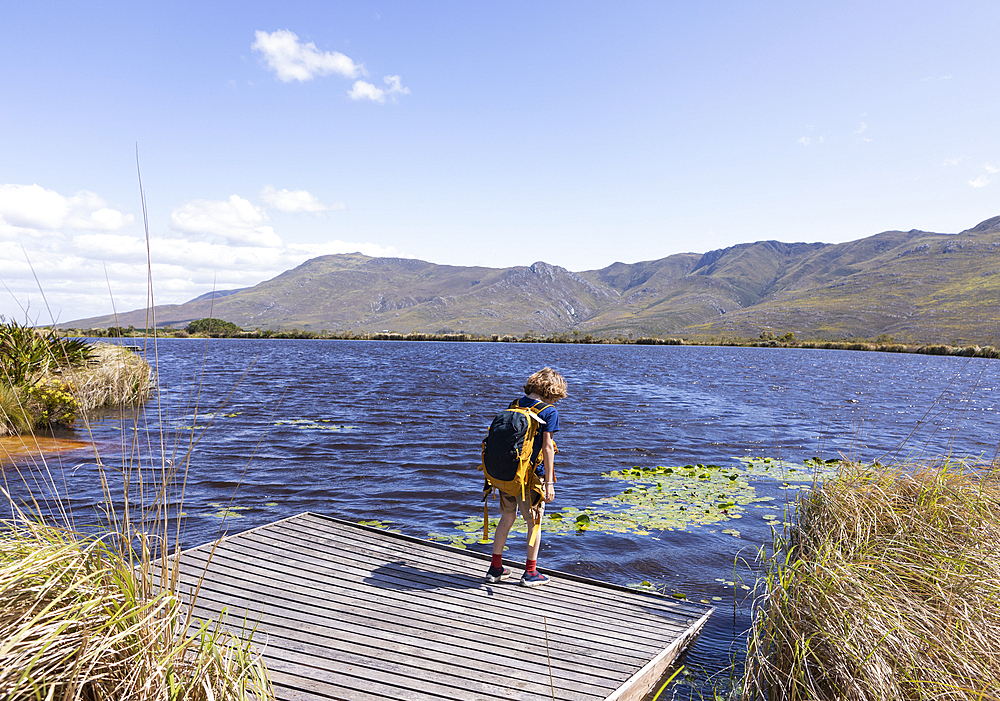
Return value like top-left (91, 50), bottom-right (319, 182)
top-left (528, 521), bottom-right (541, 547)
top-left (527, 473), bottom-right (543, 546)
top-left (481, 479), bottom-right (493, 540)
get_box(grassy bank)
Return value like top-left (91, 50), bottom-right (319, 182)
top-left (0, 520), bottom-right (271, 699)
top-left (2, 316), bottom-right (273, 698)
top-left (743, 462), bottom-right (1000, 700)
top-left (1, 319), bottom-right (152, 435)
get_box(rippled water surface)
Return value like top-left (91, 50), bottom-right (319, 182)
top-left (10, 339), bottom-right (1000, 693)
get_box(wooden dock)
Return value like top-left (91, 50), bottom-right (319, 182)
top-left (173, 512), bottom-right (712, 701)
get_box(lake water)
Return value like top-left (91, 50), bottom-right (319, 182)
top-left (9, 339), bottom-right (1000, 696)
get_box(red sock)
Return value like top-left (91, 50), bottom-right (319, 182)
top-left (525, 559), bottom-right (537, 573)
top-left (491, 554), bottom-right (503, 569)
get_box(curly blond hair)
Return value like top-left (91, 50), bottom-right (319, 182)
top-left (524, 367), bottom-right (567, 402)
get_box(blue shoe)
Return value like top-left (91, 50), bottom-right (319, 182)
top-left (485, 565), bottom-right (511, 583)
top-left (520, 570), bottom-right (549, 587)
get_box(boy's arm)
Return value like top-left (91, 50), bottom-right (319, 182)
top-left (541, 431), bottom-right (556, 503)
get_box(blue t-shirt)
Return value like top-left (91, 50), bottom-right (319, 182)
top-left (511, 396), bottom-right (559, 477)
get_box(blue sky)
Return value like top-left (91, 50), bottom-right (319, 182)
top-left (2, 1), bottom-right (998, 323)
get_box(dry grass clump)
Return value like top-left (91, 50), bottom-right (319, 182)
top-left (743, 461), bottom-right (1000, 701)
top-left (0, 520), bottom-right (272, 700)
top-left (62, 343), bottom-right (153, 411)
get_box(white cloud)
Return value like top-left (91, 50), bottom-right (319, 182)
top-left (3, 233), bottom-right (412, 324)
top-left (797, 136), bottom-right (823, 146)
top-left (942, 157), bottom-right (965, 166)
top-left (1, 182), bottom-right (410, 324)
top-left (969, 164), bottom-right (998, 188)
top-left (261, 186), bottom-right (345, 214)
top-left (853, 122), bottom-right (872, 142)
top-left (0, 184), bottom-right (133, 234)
top-left (170, 195), bottom-right (282, 247)
top-left (349, 74), bottom-right (410, 103)
top-left (252, 29), bottom-right (363, 82)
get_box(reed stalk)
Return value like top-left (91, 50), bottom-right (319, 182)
top-left (743, 461), bottom-right (1000, 700)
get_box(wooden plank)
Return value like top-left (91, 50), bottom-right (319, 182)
top-left (182, 528), bottom-right (688, 680)
top-left (280, 515), bottom-right (701, 624)
top-left (197, 526), bottom-right (685, 653)
top-left (179, 560), bottom-right (634, 695)
top-left (291, 513), bottom-right (710, 619)
top-left (244, 517), bottom-right (696, 644)
top-left (180, 577), bottom-right (623, 697)
top-left (213, 609), bottom-right (581, 701)
top-left (186, 516), bottom-right (696, 656)
top-left (173, 512), bottom-right (712, 701)
top-left (601, 608), bottom-right (714, 701)
top-left (195, 527), bottom-right (684, 656)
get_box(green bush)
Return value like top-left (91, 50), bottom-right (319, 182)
top-left (0, 318), bottom-right (93, 385)
top-left (186, 318), bottom-right (242, 337)
top-left (25, 377), bottom-right (79, 427)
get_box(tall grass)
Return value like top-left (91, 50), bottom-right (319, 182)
top-left (0, 520), bottom-right (271, 700)
top-left (2, 185), bottom-right (273, 697)
top-left (743, 461), bottom-right (1000, 700)
top-left (0, 330), bottom-right (274, 700)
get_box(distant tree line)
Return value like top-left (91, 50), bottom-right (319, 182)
top-left (53, 322), bottom-right (1000, 358)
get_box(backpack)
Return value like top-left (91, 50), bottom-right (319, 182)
top-left (478, 399), bottom-right (555, 544)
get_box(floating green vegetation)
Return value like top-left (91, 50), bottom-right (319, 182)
top-left (626, 576), bottom-right (752, 606)
top-left (357, 520), bottom-right (402, 534)
top-left (738, 456), bottom-right (844, 488)
top-left (177, 411), bottom-right (242, 430)
top-left (434, 458), bottom-right (846, 547)
top-left (272, 418), bottom-right (355, 432)
top-left (206, 503), bottom-right (251, 519)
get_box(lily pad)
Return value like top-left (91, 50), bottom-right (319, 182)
top-left (273, 418), bottom-right (356, 432)
top-left (438, 457), bottom-right (845, 543)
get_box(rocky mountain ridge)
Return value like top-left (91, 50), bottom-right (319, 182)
top-left (64, 216), bottom-right (1000, 344)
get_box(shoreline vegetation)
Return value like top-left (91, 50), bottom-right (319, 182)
top-left (0, 520), bottom-right (272, 699)
top-left (0, 319), bottom-right (153, 437)
top-left (1, 316), bottom-right (274, 698)
top-left (61, 319), bottom-right (1000, 360)
top-left (743, 461), bottom-right (1000, 700)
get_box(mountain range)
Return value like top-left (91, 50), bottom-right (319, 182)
top-left (65, 216), bottom-right (1000, 345)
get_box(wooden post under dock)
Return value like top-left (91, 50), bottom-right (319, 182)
top-left (173, 512), bottom-right (713, 701)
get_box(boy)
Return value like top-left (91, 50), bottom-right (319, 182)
top-left (484, 367), bottom-right (567, 587)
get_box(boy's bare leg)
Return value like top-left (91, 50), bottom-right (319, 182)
top-left (522, 502), bottom-right (542, 561)
top-left (492, 509), bottom-right (517, 555)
